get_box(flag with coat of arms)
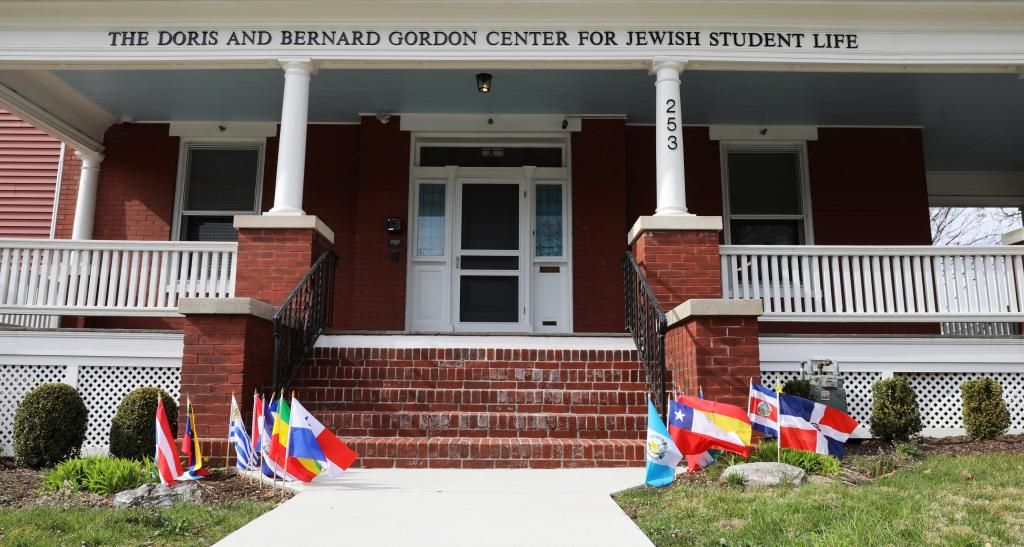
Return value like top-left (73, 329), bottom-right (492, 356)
top-left (779, 393), bottom-right (858, 459)
top-left (644, 398), bottom-right (682, 487)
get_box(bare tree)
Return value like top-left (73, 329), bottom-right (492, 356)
top-left (930, 207), bottom-right (1023, 246)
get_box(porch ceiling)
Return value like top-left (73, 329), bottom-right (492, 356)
top-left (52, 68), bottom-right (1024, 171)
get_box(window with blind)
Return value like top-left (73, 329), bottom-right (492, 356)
top-left (177, 144), bottom-right (263, 241)
top-left (724, 148), bottom-right (810, 245)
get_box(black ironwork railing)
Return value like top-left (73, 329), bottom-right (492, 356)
top-left (621, 251), bottom-right (668, 418)
top-left (272, 251), bottom-right (338, 391)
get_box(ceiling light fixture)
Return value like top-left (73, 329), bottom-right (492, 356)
top-left (476, 73), bottom-right (492, 93)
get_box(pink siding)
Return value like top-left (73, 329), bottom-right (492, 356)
top-left (0, 109), bottom-right (63, 238)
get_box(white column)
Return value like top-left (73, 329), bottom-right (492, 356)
top-left (269, 58), bottom-right (315, 216)
top-left (71, 150), bottom-right (104, 239)
top-left (652, 59), bottom-right (690, 216)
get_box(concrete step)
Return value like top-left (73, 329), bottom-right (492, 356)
top-left (344, 437), bottom-right (645, 468)
top-left (323, 411), bottom-right (646, 440)
top-left (300, 387), bottom-right (648, 414)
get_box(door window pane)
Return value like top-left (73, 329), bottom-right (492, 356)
top-left (421, 147), bottom-right (562, 167)
top-left (460, 276), bottom-right (518, 322)
top-left (727, 152), bottom-right (801, 215)
top-left (416, 184), bottom-right (446, 256)
top-left (535, 185), bottom-right (563, 257)
top-left (461, 184), bottom-right (519, 250)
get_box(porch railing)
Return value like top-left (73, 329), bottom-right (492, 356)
top-left (0, 239), bottom-right (237, 316)
top-left (621, 251), bottom-right (668, 418)
top-left (272, 251), bottom-right (338, 392)
top-left (721, 245), bottom-right (1024, 322)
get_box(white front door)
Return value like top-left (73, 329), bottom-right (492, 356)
top-left (407, 164), bottom-right (571, 333)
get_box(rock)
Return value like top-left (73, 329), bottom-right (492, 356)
top-left (113, 482), bottom-right (203, 509)
top-left (721, 462), bottom-right (807, 487)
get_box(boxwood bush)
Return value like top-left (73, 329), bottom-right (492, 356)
top-left (109, 386), bottom-right (177, 461)
top-left (870, 377), bottom-right (923, 443)
top-left (961, 378), bottom-right (1010, 440)
top-left (13, 383), bottom-right (88, 468)
top-left (782, 379), bottom-right (812, 399)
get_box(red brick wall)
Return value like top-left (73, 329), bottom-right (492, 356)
top-left (572, 119), bottom-right (628, 332)
top-left (665, 316), bottom-right (760, 407)
top-left (347, 116), bottom-right (410, 330)
top-left (631, 230), bottom-right (722, 311)
top-left (807, 128), bottom-right (931, 245)
top-left (179, 313), bottom-right (274, 464)
top-left (89, 124), bottom-right (178, 241)
top-left (234, 227), bottom-right (332, 307)
top-left (53, 146), bottom-right (82, 239)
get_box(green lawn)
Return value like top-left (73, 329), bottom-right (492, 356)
top-left (616, 453), bottom-right (1024, 546)
top-left (0, 500), bottom-right (276, 546)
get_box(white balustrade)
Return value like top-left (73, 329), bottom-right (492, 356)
top-left (721, 246), bottom-right (1024, 322)
top-left (0, 239), bottom-right (238, 316)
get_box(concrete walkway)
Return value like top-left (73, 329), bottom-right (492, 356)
top-left (217, 468), bottom-right (653, 547)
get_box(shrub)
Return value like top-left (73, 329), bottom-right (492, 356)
top-left (729, 440), bottom-right (841, 477)
top-left (782, 379), bottom-right (812, 399)
top-left (870, 377), bottom-right (923, 443)
top-left (894, 439), bottom-right (920, 460)
top-left (961, 378), bottom-right (1010, 440)
top-left (13, 383), bottom-right (88, 468)
top-left (109, 387), bottom-right (177, 461)
top-left (43, 455), bottom-right (153, 495)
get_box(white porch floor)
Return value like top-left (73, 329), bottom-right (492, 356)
top-left (217, 468), bottom-right (653, 547)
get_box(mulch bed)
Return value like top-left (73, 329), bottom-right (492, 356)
top-left (0, 459), bottom-right (292, 509)
top-left (846, 433), bottom-right (1024, 457)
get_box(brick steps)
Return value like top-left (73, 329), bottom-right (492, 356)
top-left (323, 410), bottom-right (646, 439)
top-left (344, 437), bottom-right (645, 468)
top-left (297, 342), bottom-right (648, 468)
top-left (301, 387), bottom-right (647, 414)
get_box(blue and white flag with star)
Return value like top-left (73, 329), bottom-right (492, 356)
top-left (645, 398), bottom-right (682, 487)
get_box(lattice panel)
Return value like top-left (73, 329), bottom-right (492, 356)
top-left (761, 370), bottom-right (883, 429)
top-left (0, 364), bottom-right (68, 456)
top-left (77, 365), bottom-right (181, 450)
top-left (899, 372), bottom-right (1024, 430)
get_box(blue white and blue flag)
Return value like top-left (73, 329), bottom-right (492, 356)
top-left (228, 395), bottom-right (253, 471)
top-left (645, 399), bottom-right (682, 487)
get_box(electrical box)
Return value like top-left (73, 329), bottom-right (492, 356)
top-left (385, 217), bottom-right (402, 233)
top-left (800, 359), bottom-right (849, 413)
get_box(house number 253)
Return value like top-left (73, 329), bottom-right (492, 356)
top-left (665, 99), bottom-right (679, 150)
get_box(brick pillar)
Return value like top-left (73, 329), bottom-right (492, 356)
top-left (628, 215), bottom-right (763, 406)
top-left (178, 298), bottom-right (275, 466)
top-left (663, 299), bottom-right (763, 407)
top-left (233, 215), bottom-right (335, 306)
top-left (628, 216), bottom-right (724, 310)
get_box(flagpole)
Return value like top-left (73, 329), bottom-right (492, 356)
top-left (775, 382), bottom-right (783, 463)
top-left (268, 392), bottom-right (280, 492)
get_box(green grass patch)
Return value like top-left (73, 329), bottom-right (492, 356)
top-left (0, 500), bottom-right (276, 546)
top-left (616, 453), bottom-right (1024, 546)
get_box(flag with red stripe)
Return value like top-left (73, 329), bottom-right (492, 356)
top-left (154, 397), bottom-right (183, 485)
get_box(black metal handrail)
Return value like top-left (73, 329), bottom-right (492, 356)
top-left (272, 251), bottom-right (338, 391)
top-left (621, 251), bottom-right (668, 418)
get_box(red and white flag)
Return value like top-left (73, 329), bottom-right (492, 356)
top-left (154, 397), bottom-right (183, 485)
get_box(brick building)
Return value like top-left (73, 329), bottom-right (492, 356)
top-left (1, 1), bottom-right (1023, 466)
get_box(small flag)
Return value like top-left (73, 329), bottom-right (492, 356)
top-left (289, 396), bottom-right (359, 472)
top-left (748, 381), bottom-right (780, 438)
top-left (685, 391), bottom-right (717, 473)
top-left (179, 398), bottom-right (210, 479)
top-left (668, 396), bottom-right (752, 458)
top-left (251, 392), bottom-right (264, 470)
top-left (268, 397), bottom-right (321, 482)
top-left (229, 395), bottom-right (253, 471)
top-left (645, 399), bottom-right (682, 487)
top-left (779, 393), bottom-right (858, 459)
top-left (261, 396), bottom-right (281, 479)
top-left (154, 397), bottom-right (183, 485)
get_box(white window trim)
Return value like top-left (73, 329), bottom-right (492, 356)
top-left (171, 137), bottom-right (266, 241)
top-left (720, 141), bottom-right (815, 245)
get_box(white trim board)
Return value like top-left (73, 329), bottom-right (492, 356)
top-left (316, 334), bottom-right (635, 350)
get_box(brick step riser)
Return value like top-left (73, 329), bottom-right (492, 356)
top-left (342, 438), bottom-right (645, 469)
top-left (292, 379), bottom-right (647, 393)
top-left (293, 366), bottom-right (646, 386)
top-left (324, 413), bottom-right (645, 440)
top-left (310, 348), bottom-right (640, 364)
top-left (308, 402), bottom-right (647, 415)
